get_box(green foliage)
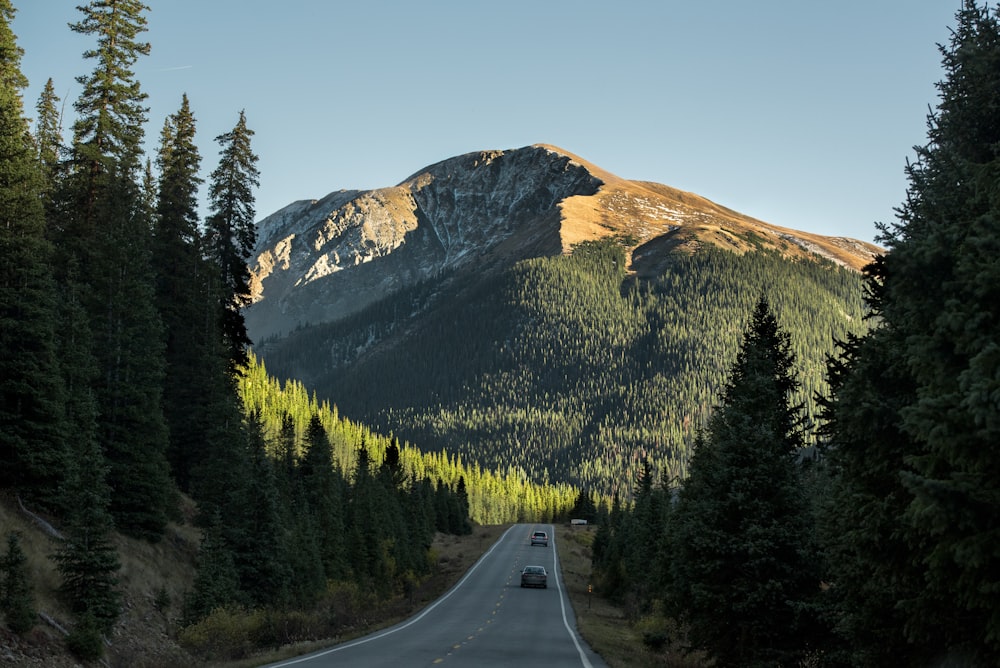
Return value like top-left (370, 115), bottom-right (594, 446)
top-left (154, 93), bottom-right (212, 493)
top-left (65, 612), bottom-right (105, 661)
top-left (260, 239), bottom-right (869, 502)
top-left (183, 514), bottom-right (240, 625)
top-left (1, 532), bottom-right (36, 634)
top-left (69, 0), bottom-right (150, 176)
top-left (33, 77), bottom-right (61, 191)
top-left (666, 298), bottom-right (821, 666)
top-left (821, 3), bottom-right (1000, 663)
top-left (239, 353), bottom-right (578, 527)
top-left (53, 430), bottom-right (122, 634)
top-left (178, 605), bottom-right (262, 661)
top-left (0, 0), bottom-right (68, 508)
top-left (206, 110), bottom-right (260, 372)
top-left (51, 0), bottom-right (175, 541)
top-left (818, 324), bottom-right (927, 665)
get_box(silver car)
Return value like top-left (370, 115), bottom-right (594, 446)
top-left (520, 565), bottom-right (548, 588)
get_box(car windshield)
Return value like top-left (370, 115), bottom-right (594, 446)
top-left (524, 566), bottom-right (544, 574)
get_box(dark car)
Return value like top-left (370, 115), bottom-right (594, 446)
top-left (530, 531), bottom-right (548, 547)
top-left (520, 565), bottom-right (548, 588)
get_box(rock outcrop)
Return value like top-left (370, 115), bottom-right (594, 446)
top-left (246, 144), bottom-right (880, 342)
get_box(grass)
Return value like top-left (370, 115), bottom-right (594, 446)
top-left (214, 524), bottom-right (513, 667)
top-left (1, 500), bottom-right (702, 667)
top-left (555, 523), bottom-right (705, 667)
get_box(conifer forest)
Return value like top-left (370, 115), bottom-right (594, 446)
top-left (2, 1), bottom-right (1000, 665)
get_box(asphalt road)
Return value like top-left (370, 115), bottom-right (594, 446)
top-left (264, 523), bottom-right (608, 668)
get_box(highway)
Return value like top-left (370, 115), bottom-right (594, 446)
top-left (264, 523), bottom-right (608, 667)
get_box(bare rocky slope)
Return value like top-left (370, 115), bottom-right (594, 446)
top-left (246, 144), bottom-right (881, 342)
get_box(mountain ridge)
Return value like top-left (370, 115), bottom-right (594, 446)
top-left (247, 145), bottom-right (876, 497)
top-left (246, 144), bottom-right (880, 342)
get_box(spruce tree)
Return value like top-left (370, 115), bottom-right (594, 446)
top-left (183, 512), bottom-right (240, 624)
top-left (205, 110), bottom-right (260, 372)
top-left (818, 324), bottom-right (927, 666)
top-left (57, 0), bottom-right (174, 541)
top-left (154, 94), bottom-right (210, 492)
top-left (1, 532), bottom-right (36, 635)
top-left (53, 421), bottom-right (122, 635)
top-left (300, 414), bottom-right (349, 580)
top-left (0, 0), bottom-right (69, 506)
top-left (667, 297), bottom-right (819, 667)
top-left (33, 77), bottom-right (61, 190)
top-left (824, 3), bottom-right (1000, 662)
top-left (226, 412), bottom-right (291, 608)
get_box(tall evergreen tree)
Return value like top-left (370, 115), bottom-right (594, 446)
top-left (69, 0), bottom-right (149, 178)
top-left (300, 414), bottom-right (349, 580)
top-left (1, 532), bottom-right (36, 635)
top-left (33, 77), bottom-right (62, 192)
top-left (41, 273), bottom-right (124, 658)
top-left (823, 3), bottom-right (1000, 663)
top-left (153, 94), bottom-right (211, 492)
top-left (0, 0), bottom-right (69, 506)
top-left (226, 412), bottom-right (291, 608)
top-left (183, 512), bottom-right (240, 624)
top-left (818, 321), bottom-right (927, 666)
top-left (53, 419), bottom-right (122, 634)
top-left (56, 0), bottom-right (174, 541)
top-left (205, 110), bottom-right (259, 372)
top-left (667, 297), bottom-right (820, 667)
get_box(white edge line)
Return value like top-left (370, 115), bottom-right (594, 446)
top-left (268, 524), bottom-right (518, 667)
top-left (551, 527), bottom-right (595, 668)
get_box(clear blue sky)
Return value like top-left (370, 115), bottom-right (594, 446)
top-left (14, 1), bottom-right (961, 244)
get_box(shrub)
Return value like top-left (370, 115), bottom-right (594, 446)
top-left (178, 605), bottom-right (265, 660)
top-left (66, 612), bottom-right (104, 661)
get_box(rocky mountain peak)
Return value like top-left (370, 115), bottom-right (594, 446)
top-left (246, 144), bottom-right (880, 342)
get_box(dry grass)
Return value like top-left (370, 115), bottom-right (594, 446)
top-left (2, 503), bottom-right (707, 668)
top-left (535, 143), bottom-right (880, 272)
top-left (1, 492), bottom-right (511, 668)
top-left (0, 493), bottom-right (202, 667)
top-left (216, 524), bottom-right (514, 668)
top-left (556, 523), bottom-right (706, 667)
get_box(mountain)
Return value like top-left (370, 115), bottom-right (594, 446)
top-left (247, 145), bottom-right (880, 497)
top-left (247, 144), bottom-right (878, 341)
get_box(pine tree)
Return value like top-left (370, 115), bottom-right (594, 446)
top-left (667, 297), bottom-right (820, 667)
top-left (300, 414), bottom-right (349, 580)
top-left (33, 77), bottom-right (62, 192)
top-left (53, 423), bottom-right (122, 635)
top-left (0, 0), bottom-right (69, 506)
top-left (56, 0), bottom-right (174, 541)
top-left (569, 488), bottom-right (598, 522)
top-left (620, 459), bottom-right (665, 609)
top-left (69, 0), bottom-right (149, 178)
top-left (1, 532), bottom-right (36, 635)
top-left (205, 110), bottom-right (260, 372)
top-left (154, 94), bottom-right (210, 492)
top-left (454, 476), bottom-right (472, 534)
top-left (823, 3), bottom-right (1000, 662)
top-left (183, 512), bottom-right (240, 624)
top-left (818, 323), bottom-right (926, 666)
top-left (226, 412), bottom-right (291, 608)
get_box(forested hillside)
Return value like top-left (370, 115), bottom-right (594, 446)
top-left (0, 2), bottom-right (573, 663)
top-left (238, 356), bottom-right (580, 526)
top-left (258, 239), bottom-right (869, 498)
top-left (590, 4), bottom-right (1000, 666)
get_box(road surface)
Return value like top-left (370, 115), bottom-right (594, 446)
top-left (264, 523), bottom-right (608, 667)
